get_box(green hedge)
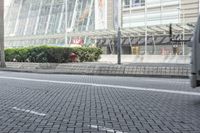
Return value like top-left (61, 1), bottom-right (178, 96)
top-left (5, 46), bottom-right (102, 63)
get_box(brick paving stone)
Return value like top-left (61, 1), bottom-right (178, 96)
top-left (0, 71), bottom-right (199, 133)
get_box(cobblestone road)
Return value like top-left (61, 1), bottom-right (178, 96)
top-left (0, 71), bottom-right (200, 133)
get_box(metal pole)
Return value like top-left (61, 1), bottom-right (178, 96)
top-left (117, 27), bottom-right (121, 65)
top-left (144, 1), bottom-right (147, 55)
top-left (182, 12), bottom-right (185, 55)
top-left (179, 0), bottom-right (185, 55)
top-left (178, 6), bottom-right (185, 55)
top-left (0, 0), bottom-right (6, 68)
top-left (114, 0), bottom-right (122, 64)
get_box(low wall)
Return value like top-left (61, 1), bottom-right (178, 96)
top-left (99, 55), bottom-right (190, 64)
top-left (1, 62), bottom-right (190, 78)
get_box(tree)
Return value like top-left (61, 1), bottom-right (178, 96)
top-left (0, 0), bottom-right (6, 67)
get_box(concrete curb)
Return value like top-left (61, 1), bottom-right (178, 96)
top-left (0, 62), bottom-right (190, 78)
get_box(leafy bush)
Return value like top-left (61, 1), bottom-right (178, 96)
top-left (5, 46), bottom-right (102, 63)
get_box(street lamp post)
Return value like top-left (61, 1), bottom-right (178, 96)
top-left (0, 0), bottom-right (6, 68)
top-left (114, 0), bottom-right (122, 65)
top-left (117, 27), bottom-right (121, 65)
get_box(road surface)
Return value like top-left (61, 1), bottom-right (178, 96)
top-left (0, 71), bottom-right (199, 133)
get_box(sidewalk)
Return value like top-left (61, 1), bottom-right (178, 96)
top-left (0, 62), bottom-right (190, 78)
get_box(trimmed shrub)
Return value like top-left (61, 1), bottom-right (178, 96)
top-left (5, 46), bottom-right (102, 63)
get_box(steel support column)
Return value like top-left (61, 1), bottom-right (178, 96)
top-left (23, 3), bottom-right (32, 35)
top-left (34, 1), bottom-right (43, 35)
top-left (84, 0), bottom-right (94, 44)
top-left (70, 0), bottom-right (78, 32)
top-left (45, 0), bottom-right (54, 34)
top-left (65, 0), bottom-right (68, 45)
top-left (13, 0), bottom-right (23, 35)
top-left (57, 3), bottom-right (65, 33)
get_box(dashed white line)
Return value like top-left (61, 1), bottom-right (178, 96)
top-left (13, 107), bottom-right (46, 116)
top-left (0, 76), bottom-right (199, 96)
top-left (88, 125), bottom-right (127, 133)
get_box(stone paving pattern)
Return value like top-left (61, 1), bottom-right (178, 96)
top-left (0, 71), bottom-right (199, 133)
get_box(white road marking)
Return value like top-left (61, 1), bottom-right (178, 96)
top-left (0, 76), bottom-right (199, 96)
top-left (13, 107), bottom-right (46, 116)
top-left (88, 125), bottom-right (127, 133)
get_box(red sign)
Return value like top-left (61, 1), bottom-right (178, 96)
top-left (72, 38), bottom-right (84, 45)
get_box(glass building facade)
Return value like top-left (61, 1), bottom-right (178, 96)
top-left (5, 0), bottom-right (95, 47)
top-left (123, 0), bottom-right (179, 27)
top-left (119, 0), bottom-right (198, 55)
top-left (4, 0), bottom-right (200, 55)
